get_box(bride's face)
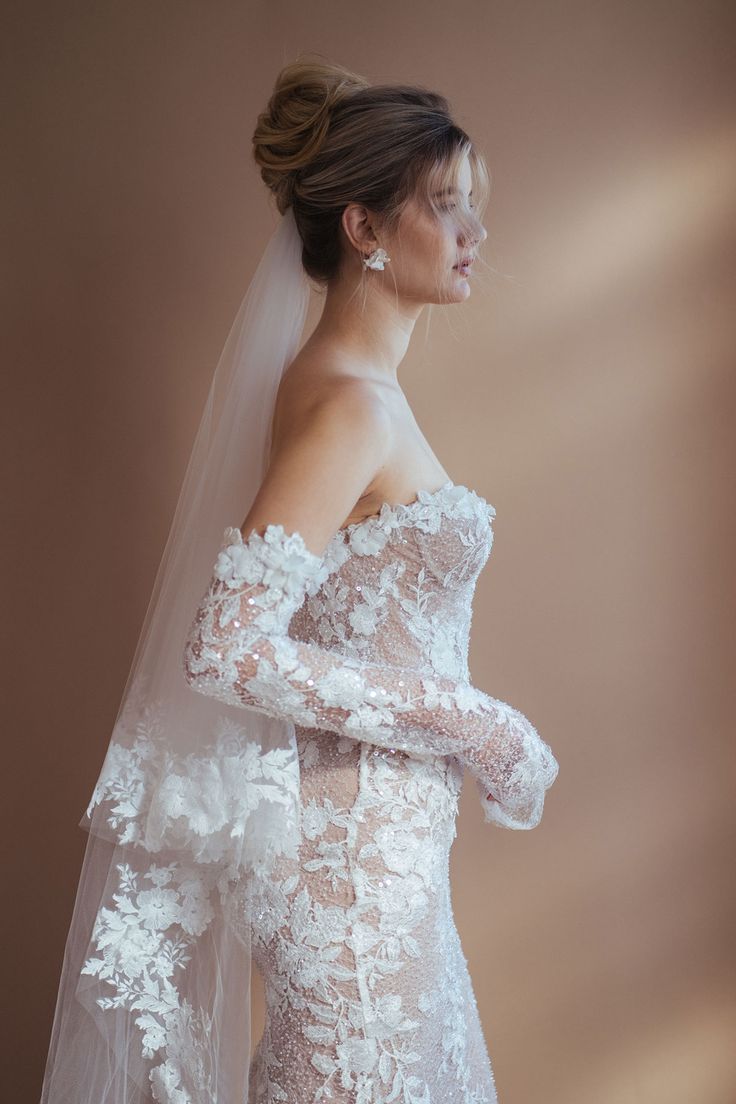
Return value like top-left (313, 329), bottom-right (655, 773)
top-left (383, 153), bottom-right (487, 307)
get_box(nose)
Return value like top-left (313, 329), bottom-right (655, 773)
top-left (461, 214), bottom-right (487, 251)
top-left (473, 219), bottom-right (488, 247)
top-left (461, 209), bottom-right (489, 251)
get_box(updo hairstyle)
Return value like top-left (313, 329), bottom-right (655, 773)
top-left (252, 54), bottom-right (489, 286)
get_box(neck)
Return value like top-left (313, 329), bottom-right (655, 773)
top-left (308, 268), bottom-right (425, 383)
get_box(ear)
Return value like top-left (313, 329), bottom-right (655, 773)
top-left (341, 202), bottom-right (380, 256)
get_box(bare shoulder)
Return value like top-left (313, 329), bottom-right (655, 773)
top-left (241, 352), bottom-right (394, 556)
top-left (273, 349), bottom-right (393, 440)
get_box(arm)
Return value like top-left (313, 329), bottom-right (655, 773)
top-left (182, 521), bottom-right (558, 829)
top-left (182, 378), bottom-right (558, 829)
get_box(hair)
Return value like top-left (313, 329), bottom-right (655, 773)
top-left (252, 54), bottom-right (490, 291)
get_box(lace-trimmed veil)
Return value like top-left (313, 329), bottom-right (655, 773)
top-left (41, 206), bottom-right (311, 1103)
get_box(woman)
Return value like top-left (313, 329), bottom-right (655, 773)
top-left (42, 57), bottom-right (558, 1104)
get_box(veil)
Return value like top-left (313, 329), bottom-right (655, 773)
top-left (41, 205), bottom-right (312, 1103)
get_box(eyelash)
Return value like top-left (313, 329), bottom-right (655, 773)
top-left (442, 203), bottom-right (476, 211)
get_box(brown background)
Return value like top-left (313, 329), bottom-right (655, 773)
top-left (3, 2), bottom-right (735, 1102)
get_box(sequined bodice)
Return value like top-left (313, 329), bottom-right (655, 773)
top-left (290, 481), bottom-right (496, 683)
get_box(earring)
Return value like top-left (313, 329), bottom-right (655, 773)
top-left (362, 246), bottom-right (391, 271)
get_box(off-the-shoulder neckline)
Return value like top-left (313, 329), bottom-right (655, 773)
top-left (333, 479), bottom-right (486, 536)
top-left (229, 480), bottom-right (494, 563)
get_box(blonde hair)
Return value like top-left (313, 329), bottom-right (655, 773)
top-left (253, 53), bottom-right (490, 289)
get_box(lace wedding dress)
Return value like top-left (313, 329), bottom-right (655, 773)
top-left (182, 480), bottom-right (559, 1104)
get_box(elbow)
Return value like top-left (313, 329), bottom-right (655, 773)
top-left (180, 632), bottom-right (261, 711)
top-left (181, 640), bottom-right (194, 687)
top-left (181, 634), bottom-right (200, 689)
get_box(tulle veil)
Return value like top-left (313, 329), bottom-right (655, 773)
top-left (41, 205), bottom-right (311, 1103)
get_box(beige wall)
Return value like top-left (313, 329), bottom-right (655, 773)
top-left (4, 3), bottom-right (735, 1101)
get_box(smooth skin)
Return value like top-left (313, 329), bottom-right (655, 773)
top-left (240, 151), bottom-right (487, 558)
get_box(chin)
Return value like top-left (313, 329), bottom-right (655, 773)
top-left (411, 273), bottom-right (472, 307)
top-left (434, 278), bottom-right (472, 305)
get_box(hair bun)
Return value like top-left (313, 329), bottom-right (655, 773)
top-left (253, 55), bottom-right (370, 213)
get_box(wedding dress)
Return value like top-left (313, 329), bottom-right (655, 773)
top-left (181, 479), bottom-right (559, 1104)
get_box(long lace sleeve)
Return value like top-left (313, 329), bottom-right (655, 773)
top-left (182, 524), bottom-right (558, 829)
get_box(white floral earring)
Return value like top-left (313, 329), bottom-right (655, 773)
top-left (362, 246), bottom-right (391, 271)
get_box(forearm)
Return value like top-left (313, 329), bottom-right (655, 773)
top-left (182, 570), bottom-right (558, 827)
top-left (185, 596), bottom-right (490, 753)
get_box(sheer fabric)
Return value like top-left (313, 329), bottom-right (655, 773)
top-left (183, 488), bottom-right (557, 833)
top-left (40, 203), bottom-right (559, 1104)
top-left (41, 208), bottom-right (313, 1104)
top-left (177, 479), bottom-right (558, 1102)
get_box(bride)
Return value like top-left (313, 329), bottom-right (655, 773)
top-left (41, 56), bottom-right (558, 1104)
